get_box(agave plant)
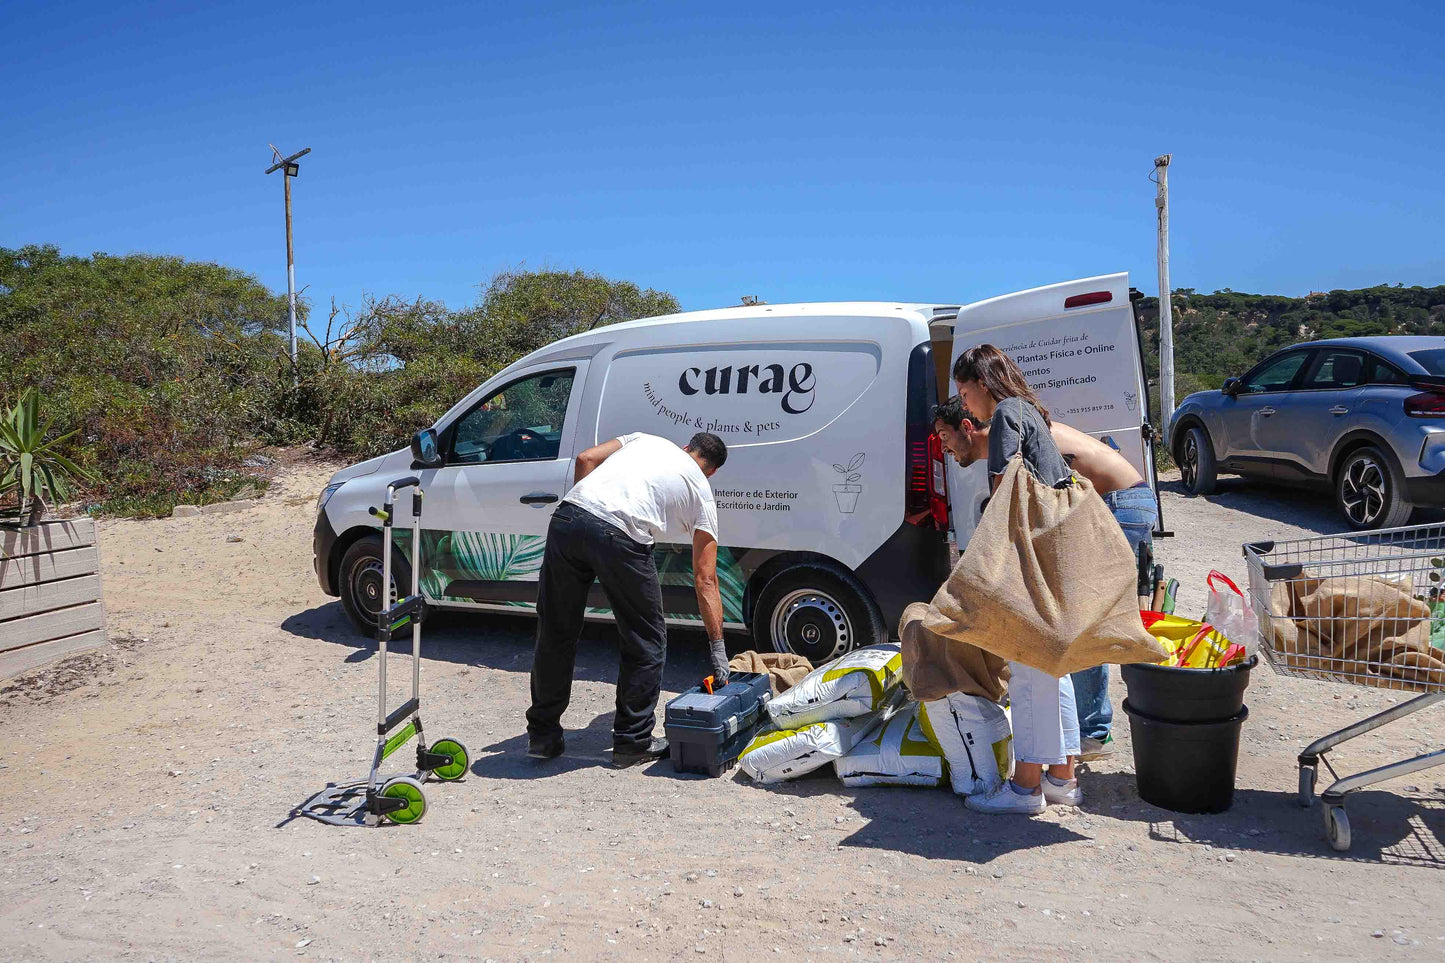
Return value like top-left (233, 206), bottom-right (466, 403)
top-left (0, 389), bottom-right (96, 526)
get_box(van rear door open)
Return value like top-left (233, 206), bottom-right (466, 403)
top-left (933, 273), bottom-right (1159, 549)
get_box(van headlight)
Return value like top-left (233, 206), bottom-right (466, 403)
top-left (317, 483), bottom-right (344, 514)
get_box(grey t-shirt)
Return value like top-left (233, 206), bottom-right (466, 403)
top-left (987, 397), bottom-right (1072, 487)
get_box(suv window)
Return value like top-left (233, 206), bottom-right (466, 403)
top-left (449, 368), bottom-right (575, 465)
top-left (1242, 351), bottom-right (1310, 393)
top-left (1302, 349), bottom-right (1365, 389)
top-left (1408, 348), bottom-right (1445, 376)
top-left (1369, 358), bottom-right (1409, 384)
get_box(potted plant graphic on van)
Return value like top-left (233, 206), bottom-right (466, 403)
top-left (832, 453), bottom-right (864, 514)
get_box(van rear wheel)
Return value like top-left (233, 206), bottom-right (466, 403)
top-left (751, 564), bottom-right (885, 664)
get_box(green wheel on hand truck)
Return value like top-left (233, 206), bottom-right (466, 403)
top-left (380, 776), bottom-right (427, 825)
top-left (427, 738), bottom-right (470, 782)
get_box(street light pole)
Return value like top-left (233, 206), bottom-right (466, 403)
top-left (265, 146), bottom-right (311, 369)
top-left (1153, 153), bottom-right (1175, 431)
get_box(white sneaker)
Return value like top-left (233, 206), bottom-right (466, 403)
top-left (1042, 777), bottom-right (1083, 807)
top-left (965, 781), bottom-right (1046, 815)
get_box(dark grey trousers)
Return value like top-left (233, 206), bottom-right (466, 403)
top-left (525, 502), bottom-right (668, 751)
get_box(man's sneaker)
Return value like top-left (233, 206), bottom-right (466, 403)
top-left (1042, 775), bottom-right (1084, 807)
top-left (964, 781), bottom-right (1045, 815)
top-left (527, 733), bottom-right (565, 759)
top-left (612, 737), bottom-right (669, 769)
top-left (1079, 735), bottom-right (1114, 761)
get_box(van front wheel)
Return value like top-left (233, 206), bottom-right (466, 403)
top-left (339, 535), bottom-right (412, 639)
top-left (751, 565), bottom-right (885, 664)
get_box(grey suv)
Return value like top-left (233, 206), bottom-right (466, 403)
top-left (1167, 336), bottom-right (1445, 529)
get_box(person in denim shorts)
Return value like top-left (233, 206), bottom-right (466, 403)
top-left (932, 394), bottom-right (1158, 759)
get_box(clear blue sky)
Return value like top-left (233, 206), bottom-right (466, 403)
top-left (3, 1), bottom-right (1442, 314)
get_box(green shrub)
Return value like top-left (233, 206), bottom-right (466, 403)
top-left (0, 246), bottom-right (678, 515)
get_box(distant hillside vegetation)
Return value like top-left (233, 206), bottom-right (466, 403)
top-left (1134, 284), bottom-right (1445, 407)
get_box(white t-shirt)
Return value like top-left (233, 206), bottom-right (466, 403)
top-left (564, 433), bottom-right (719, 546)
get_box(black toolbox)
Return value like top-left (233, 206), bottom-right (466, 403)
top-left (664, 671), bottom-right (771, 776)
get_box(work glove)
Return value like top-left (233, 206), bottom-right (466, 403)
top-left (708, 639), bottom-right (730, 687)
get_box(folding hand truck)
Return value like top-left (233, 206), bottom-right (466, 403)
top-left (299, 476), bottom-right (469, 826)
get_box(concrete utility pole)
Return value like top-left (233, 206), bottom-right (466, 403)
top-left (1153, 153), bottom-right (1175, 431)
top-left (265, 145), bottom-right (312, 368)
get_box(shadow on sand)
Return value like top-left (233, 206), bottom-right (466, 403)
top-left (1159, 475), bottom-right (1444, 535)
top-left (1079, 769), bottom-right (1445, 869)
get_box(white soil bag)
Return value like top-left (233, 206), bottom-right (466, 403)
top-left (917, 693), bottom-right (1014, 797)
top-left (765, 643), bottom-right (903, 729)
top-left (834, 704), bottom-right (946, 788)
top-left (739, 714), bottom-right (883, 785)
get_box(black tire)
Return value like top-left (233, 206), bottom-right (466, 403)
top-left (1178, 425), bottom-right (1218, 496)
top-left (338, 535), bottom-right (412, 638)
top-left (750, 564), bottom-right (885, 664)
top-left (1335, 445), bottom-right (1413, 530)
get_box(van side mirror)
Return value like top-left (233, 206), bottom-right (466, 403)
top-left (411, 428), bottom-right (444, 468)
top-left (1222, 377), bottom-right (1242, 397)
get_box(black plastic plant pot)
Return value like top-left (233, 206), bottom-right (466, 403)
top-left (1120, 655), bottom-right (1257, 724)
top-left (1124, 700), bottom-right (1248, 815)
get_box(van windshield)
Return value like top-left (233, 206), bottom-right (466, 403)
top-left (1408, 349), bottom-right (1445, 376)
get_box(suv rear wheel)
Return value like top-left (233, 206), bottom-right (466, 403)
top-left (1178, 425), bottom-right (1218, 496)
top-left (1336, 446), bottom-right (1413, 530)
top-left (750, 564), bottom-right (885, 664)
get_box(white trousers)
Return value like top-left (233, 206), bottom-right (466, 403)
top-left (1008, 661), bottom-right (1081, 766)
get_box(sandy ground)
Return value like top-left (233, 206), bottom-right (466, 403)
top-left (3, 461), bottom-right (1445, 962)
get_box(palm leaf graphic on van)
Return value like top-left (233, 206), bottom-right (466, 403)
top-left (653, 545), bottom-right (747, 624)
top-left (406, 530), bottom-right (546, 603)
top-left (443, 531), bottom-right (547, 582)
top-left (405, 529), bottom-right (744, 621)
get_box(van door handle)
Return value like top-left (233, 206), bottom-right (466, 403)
top-left (1259, 406), bottom-right (1277, 416)
top-left (1329, 405), bottom-right (1349, 415)
top-left (520, 493), bottom-right (559, 506)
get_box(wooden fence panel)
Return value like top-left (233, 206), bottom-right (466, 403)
top-left (0, 629), bottom-right (108, 680)
top-left (1, 520), bottom-right (107, 678)
top-left (2, 602), bottom-right (106, 651)
top-left (0, 546), bottom-right (101, 589)
top-left (1, 519), bottom-right (95, 557)
top-left (0, 575), bottom-right (104, 621)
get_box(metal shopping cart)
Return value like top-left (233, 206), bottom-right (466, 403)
top-left (1244, 523), bottom-right (1445, 852)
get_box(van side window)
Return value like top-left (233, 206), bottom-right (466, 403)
top-left (449, 369), bottom-right (575, 465)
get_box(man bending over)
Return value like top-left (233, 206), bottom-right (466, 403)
top-left (526, 431), bottom-right (730, 768)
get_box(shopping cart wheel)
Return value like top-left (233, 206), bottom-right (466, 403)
top-left (1298, 765), bottom-right (1317, 808)
top-left (426, 737), bottom-right (470, 782)
top-left (380, 776), bottom-right (427, 825)
top-left (1322, 803), bottom-right (1351, 852)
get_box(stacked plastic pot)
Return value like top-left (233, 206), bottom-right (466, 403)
top-left (1121, 656), bottom-right (1256, 814)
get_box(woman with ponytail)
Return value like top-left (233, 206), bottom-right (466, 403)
top-left (951, 343), bottom-right (1082, 815)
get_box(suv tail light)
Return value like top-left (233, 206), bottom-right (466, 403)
top-left (1405, 384), bottom-right (1445, 418)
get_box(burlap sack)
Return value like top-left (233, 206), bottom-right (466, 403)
top-left (899, 602), bottom-right (1008, 702)
top-left (728, 650), bottom-right (814, 695)
top-left (1263, 571), bottom-right (1445, 692)
top-left (1291, 575), bottom-right (1429, 656)
top-left (920, 457), bottom-right (1166, 676)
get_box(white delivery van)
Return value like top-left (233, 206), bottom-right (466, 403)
top-left (313, 272), bottom-right (1160, 663)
